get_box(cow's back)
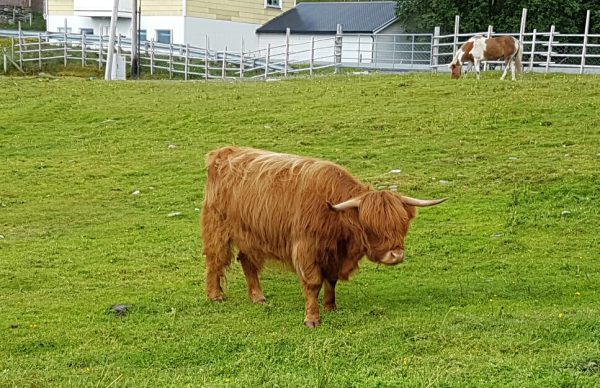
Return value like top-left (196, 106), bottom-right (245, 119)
top-left (203, 146), bottom-right (366, 262)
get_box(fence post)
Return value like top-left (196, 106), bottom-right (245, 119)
top-left (264, 43), bottom-right (270, 79)
top-left (184, 43), bottom-right (189, 80)
top-left (484, 25), bottom-right (493, 71)
top-left (204, 35), bottom-right (209, 80)
top-left (284, 27), bottom-right (290, 77)
top-left (545, 25), bottom-right (555, 73)
top-left (149, 39), bottom-right (154, 75)
top-left (99, 34), bottom-right (104, 69)
top-left (453, 15), bottom-right (460, 56)
top-left (221, 47), bottom-right (226, 79)
top-left (63, 28), bottom-right (68, 66)
top-left (519, 8), bottom-right (527, 45)
top-left (38, 33), bottom-right (42, 69)
top-left (169, 43), bottom-right (173, 79)
top-left (81, 33), bottom-right (86, 67)
top-left (334, 23), bottom-right (342, 74)
top-left (432, 26), bottom-right (440, 72)
top-left (18, 25), bottom-right (23, 69)
top-left (580, 10), bottom-right (590, 75)
top-left (239, 38), bottom-right (244, 79)
top-left (3, 48), bottom-right (7, 73)
top-left (310, 36), bottom-right (314, 76)
top-left (528, 29), bottom-right (537, 72)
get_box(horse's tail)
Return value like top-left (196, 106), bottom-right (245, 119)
top-left (514, 38), bottom-right (524, 74)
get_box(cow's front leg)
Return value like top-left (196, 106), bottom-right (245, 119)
top-left (301, 280), bottom-right (322, 328)
top-left (324, 279), bottom-right (337, 312)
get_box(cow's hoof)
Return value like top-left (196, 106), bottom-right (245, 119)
top-left (252, 296), bottom-right (266, 304)
top-left (324, 304), bottom-right (337, 312)
top-left (304, 320), bottom-right (321, 328)
top-left (209, 295), bottom-right (225, 302)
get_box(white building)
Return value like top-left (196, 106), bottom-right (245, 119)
top-left (45, 0), bottom-right (296, 51)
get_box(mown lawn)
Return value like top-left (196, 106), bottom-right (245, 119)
top-left (1, 72), bottom-right (599, 387)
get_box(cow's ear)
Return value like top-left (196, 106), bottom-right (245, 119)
top-left (328, 197), bottom-right (361, 211)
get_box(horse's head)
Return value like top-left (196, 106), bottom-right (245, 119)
top-left (450, 63), bottom-right (462, 79)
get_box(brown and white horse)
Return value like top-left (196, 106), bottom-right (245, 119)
top-left (450, 35), bottom-right (523, 80)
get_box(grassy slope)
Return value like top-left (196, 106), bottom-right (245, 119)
top-left (0, 72), bottom-right (599, 386)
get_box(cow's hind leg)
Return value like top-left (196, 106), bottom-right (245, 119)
top-left (202, 210), bottom-right (232, 301)
top-left (293, 243), bottom-right (323, 327)
top-left (323, 278), bottom-right (338, 312)
top-left (238, 252), bottom-right (266, 304)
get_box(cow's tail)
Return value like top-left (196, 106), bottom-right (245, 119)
top-left (514, 37), bottom-right (523, 74)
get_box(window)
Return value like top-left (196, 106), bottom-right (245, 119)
top-left (139, 29), bottom-right (147, 42)
top-left (80, 28), bottom-right (94, 35)
top-left (265, 0), bottom-right (282, 9)
top-left (156, 30), bottom-right (171, 44)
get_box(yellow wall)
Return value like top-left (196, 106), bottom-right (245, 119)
top-left (187, 0), bottom-right (293, 24)
top-left (48, 0), bottom-right (73, 15)
top-left (140, 0), bottom-right (182, 16)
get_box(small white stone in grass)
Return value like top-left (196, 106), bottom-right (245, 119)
top-left (389, 169), bottom-right (401, 174)
top-left (195, 208), bottom-right (200, 212)
top-left (597, 153), bottom-right (600, 157)
top-left (439, 180), bottom-right (449, 185)
top-left (561, 210), bottom-right (571, 217)
top-left (508, 156), bottom-right (519, 160)
top-left (389, 185), bottom-right (398, 192)
top-left (0, 235), bottom-right (4, 239)
top-left (168, 144), bottom-right (177, 149)
top-left (132, 190), bottom-right (141, 196)
top-left (168, 211), bottom-right (183, 217)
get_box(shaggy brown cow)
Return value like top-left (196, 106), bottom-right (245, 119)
top-left (201, 146), bottom-right (446, 327)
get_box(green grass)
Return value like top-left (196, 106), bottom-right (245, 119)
top-left (1, 72), bottom-right (599, 386)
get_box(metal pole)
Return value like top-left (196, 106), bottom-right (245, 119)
top-left (63, 19), bottom-right (67, 67)
top-left (334, 23), bottom-right (342, 74)
top-left (81, 32), bottom-right (85, 67)
top-left (265, 44), bottom-right (270, 79)
top-left (184, 43), bottom-right (189, 80)
top-left (221, 46), bottom-right (226, 79)
top-left (453, 15), bottom-right (460, 56)
top-left (284, 27), bottom-right (290, 77)
top-left (38, 33), bottom-right (42, 69)
top-left (3, 48), bottom-right (7, 73)
top-left (485, 25), bottom-right (493, 71)
top-left (99, 33), bottom-right (103, 69)
top-left (310, 36), bottom-right (314, 76)
top-left (239, 38), bottom-right (244, 79)
top-left (105, 0), bottom-right (120, 80)
top-left (204, 35), bottom-right (209, 80)
top-left (580, 10), bottom-right (590, 75)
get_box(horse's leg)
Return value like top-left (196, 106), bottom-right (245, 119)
top-left (464, 62), bottom-right (472, 78)
top-left (474, 59), bottom-right (481, 80)
top-left (509, 57), bottom-right (517, 81)
top-left (500, 57), bottom-right (511, 80)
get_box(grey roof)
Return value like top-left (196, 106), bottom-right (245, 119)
top-left (256, 1), bottom-right (398, 34)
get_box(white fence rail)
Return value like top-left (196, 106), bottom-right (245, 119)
top-left (2, 8), bottom-right (600, 79)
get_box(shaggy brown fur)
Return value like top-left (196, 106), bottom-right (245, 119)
top-left (201, 146), bottom-right (445, 327)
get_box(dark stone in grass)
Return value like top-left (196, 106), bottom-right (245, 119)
top-left (10, 324), bottom-right (19, 329)
top-left (109, 304), bottom-right (131, 317)
top-left (540, 121), bottom-right (553, 126)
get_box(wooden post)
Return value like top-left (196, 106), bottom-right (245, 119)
top-left (528, 29), bottom-right (537, 72)
top-left (580, 10), bottom-right (590, 74)
top-left (99, 33), bottom-right (104, 69)
top-left (519, 8), bottom-right (527, 45)
top-left (221, 47), bottom-right (226, 79)
top-left (184, 43), bottom-right (189, 80)
top-left (239, 38), bottom-right (244, 79)
top-left (150, 39), bottom-right (154, 75)
top-left (484, 25), bottom-right (493, 71)
top-left (545, 25), bottom-right (555, 73)
top-left (204, 35), bottom-right (209, 80)
top-left (309, 36), bottom-right (314, 76)
top-left (284, 27), bottom-right (290, 77)
top-left (81, 32), bottom-right (86, 67)
top-left (453, 15), bottom-right (460, 56)
top-left (264, 44), bottom-right (270, 79)
top-left (334, 23), bottom-right (342, 74)
top-left (169, 43), bottom-right (173, 79)
top-left (38, 33), bottom-right (42, 69)
top-left (432, 26), bottom-right (440, 72)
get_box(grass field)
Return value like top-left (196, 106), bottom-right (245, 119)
top-left (1, 72), bottom-right (599, 387)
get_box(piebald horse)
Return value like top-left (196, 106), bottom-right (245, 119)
top-left (450, 35), bottom-right (523, 80)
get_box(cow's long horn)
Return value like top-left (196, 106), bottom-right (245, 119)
top-left (328, 197), bottom-right (362, 211)
top-left (400, 196), bottom-right (447, 207)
